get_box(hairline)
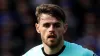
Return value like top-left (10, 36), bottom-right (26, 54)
top-left (36, 13), bottom-right (65, 24)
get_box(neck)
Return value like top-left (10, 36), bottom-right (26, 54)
top-left (43, 40), bottom-right (64, 55)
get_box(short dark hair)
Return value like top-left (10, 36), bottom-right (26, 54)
top-left (35, 4), bottom-right (66, 23)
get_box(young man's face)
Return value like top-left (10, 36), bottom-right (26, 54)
top-left (35, 14), bottom-right (67, 48)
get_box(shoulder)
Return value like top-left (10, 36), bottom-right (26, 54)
top-left (63, 41), bottom-right (95, 56)
top-left (83, 49), bottom-right (97, 56)
top-left (64, 41), bottom-right (86, 50)
top-left (22, 44), bottom-right (43, 56)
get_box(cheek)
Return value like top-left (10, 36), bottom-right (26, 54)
top-left (58, 29), bottom-right (64, 34)
top-left (56, 29), bottom-right (64, 35)
top-left (40, 29), bottom-right (47, 38)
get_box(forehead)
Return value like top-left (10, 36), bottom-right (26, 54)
top-left (39, 14), bottom-right (61, 23)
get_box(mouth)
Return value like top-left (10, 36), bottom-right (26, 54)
top-left (48, 35), bottom-right (56, 39)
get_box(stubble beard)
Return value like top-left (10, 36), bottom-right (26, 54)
top-left (42, 36), bottom-right (63, 49)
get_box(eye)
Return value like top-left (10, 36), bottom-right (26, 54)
top-left (54, 23), bottom-right (61, 28)
top-left (43, 23), bottom-right (50, 28)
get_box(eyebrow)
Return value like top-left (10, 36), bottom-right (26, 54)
top-left (43, 22), bottom-right (61, 24)
top-left (54, 22), bottom-right (61, 24)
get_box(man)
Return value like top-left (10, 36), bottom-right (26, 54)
top-left (22, 4), bottom-right (97, 56)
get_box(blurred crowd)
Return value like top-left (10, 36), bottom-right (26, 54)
top-left (0, 0), bottom-right (100, 56)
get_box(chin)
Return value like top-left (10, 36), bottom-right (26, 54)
top-left (48, 44), bottom-right (57, 48)
top-left (47, 42), bottom-right (58, 48)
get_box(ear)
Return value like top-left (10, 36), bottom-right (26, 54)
top-left (35, 23), bottom-right (40, 33)
top-left (63, 23), bottom-right (68, 33)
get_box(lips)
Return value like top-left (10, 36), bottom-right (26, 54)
top-left (48, 35), bottom-right (56, 38)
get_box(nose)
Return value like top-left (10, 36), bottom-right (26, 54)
top-left (49, 25), bottom-right (55, 33)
